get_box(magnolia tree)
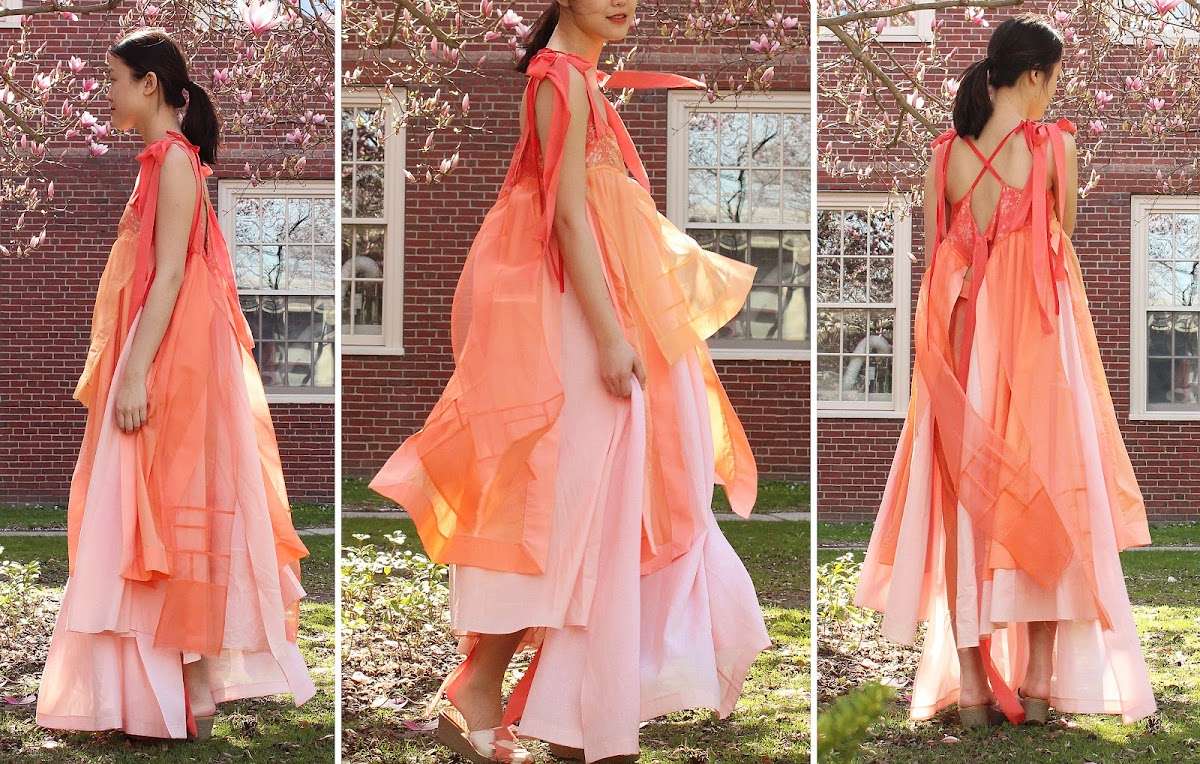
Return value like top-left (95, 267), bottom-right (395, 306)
top-left (342, 0), bottom-right (807, 183)
top-left (819, 0), bottom-right (1200, 207)
top-left (1, 0), bottom-right (334, 257)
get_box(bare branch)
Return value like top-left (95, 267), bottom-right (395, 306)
top-left (818, 0), bottom-right (1023, 26)
top-left (0, 0), bottom-right (121, 19)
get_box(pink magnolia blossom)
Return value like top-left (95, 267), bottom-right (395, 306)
top-left (1054, 11), bottom-right (1071, 24)
top-left (285, 127), bottom-right (304, 143)
top-left (239, 0), bottom-right (283, 36)
top-left (89, 143), bottom-right (109, 157)
top-left (47, 182), bottom-right (54, 200)
top-left (1152, 0), bottom-right (1183, 14)
top-left (68, 56), bottom-right (85, 74)
top-left (944, 78), bottom-right (960, 97)
top-left (500, 9), bottom-right (523, 29)
top-left (462, 93), bottom-right (470, 113)
top-left (295, 155), bottom-right (307, 172)
top-left (1149, 97), bottom-right (1166, 110)
top-left (78, 111), bottom-right (97, 129)
top-left (762, 66), bottom-right (775, 83)
top-left (1088, 119), bottom-right (1105, 136)
top-left (144, 5), bottom-right (160, 18)
top-left (1094, 90), bottom-right (1114, 108)
top-left (1126, 76), bottom-right (1144, 90)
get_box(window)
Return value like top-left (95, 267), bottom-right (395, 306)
top-left (341, 89), bottom-right (405, 354)
top-left (815, 194), bottom-right (912, 416)
top-left (666, 91), bottom-right (811, 360)
top-left (0, 1), bottom-right (22, 29)
top-left (218, 180), bottom-right (337, 402)
top-left (1131, 196), bottom-right (1200, 419)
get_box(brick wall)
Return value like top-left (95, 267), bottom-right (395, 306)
top-left (817, 9), bottom-right (1200, 521)
top-left (342, 10), bottom-right (812, 486)
top-left (0, 13), bottom-right (335, 503)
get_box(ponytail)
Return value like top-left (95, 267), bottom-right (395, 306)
top-left (953, 59), bottom-right (993, 139)
top-left (181, 80), bottom-right (220, 165)
top-left (516, 3), bottom-right (560, 73)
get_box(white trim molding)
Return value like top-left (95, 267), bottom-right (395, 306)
top-left (1130, 194), bottom-right (1200, 420)
top-left (341, 87), bottom-right (407, 355)
top-left (815, 192), bottom-right (913, 418)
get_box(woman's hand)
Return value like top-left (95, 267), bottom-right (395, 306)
top-left (114, 367), bottom-right (149, 433)
top-left (598, 334), bottom-right (647, 398)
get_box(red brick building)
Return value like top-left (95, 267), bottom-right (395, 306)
top-left (817, 9), bottom-right (1200, 521)
top-left (340, 8), bottom-right (812, 488)
top-left (0, 10), bottom-right (336, 503)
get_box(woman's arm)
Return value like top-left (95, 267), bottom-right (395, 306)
top-left (114, 144), bottom-right (197, 433)
top-left (534, 66), bottom-right (646, 398)
top-left (1057, 131), bottom-right (1078, 238)
top-left (922, 150), bottom-right (939, 263)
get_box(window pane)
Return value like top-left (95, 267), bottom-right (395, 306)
top-left (783, 113), bottom-right (810, 168)
top-left (751, 112), bottom-right (781, 167)
top-left (719, 169), bottom-right (747, 223)
top-left (720, 112), bottom-right (749, 166)
top-left (355, 164), bottom-right (384, 218)
top-left (688, 112), bottom-right (718, 166)
top-left (782, 169), bottom-right (808, 225)
top-left (1146, 310), bottom-right (1200, 411)
top-left (687, 169), bottom-right (717, 223)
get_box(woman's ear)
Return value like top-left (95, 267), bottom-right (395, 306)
top-left (142, 70), bottom-right (159, 98)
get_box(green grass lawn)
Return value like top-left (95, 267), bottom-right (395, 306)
top-left (341, 517), bottom-right (810, 763)
top-left (0, 504), bottom-right (334, 532)
top-left (817, 520), bottom-right (1200, 548)
top-left (818, 545), bottom-right (1200, 762)
top-left (343, 476), bottom-right (810, 513)
top-left (0, 533), bottom-right (335, 763)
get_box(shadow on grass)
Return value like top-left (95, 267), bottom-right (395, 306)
top-left (0, 534), bottom-right (335, 763)
top-left (818, 548), bottom-right (1200, 762)
top-left (341, 517), bottom-right (811, 763)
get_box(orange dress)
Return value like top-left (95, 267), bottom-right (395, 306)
top-left (855, 119), bottom-right (1155, 724)
top-left (370, 49), bottom-right (770, 759)
top-left (37, 131), bottom-right (315, 738)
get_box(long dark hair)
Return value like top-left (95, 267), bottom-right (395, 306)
top-left (111, 28), bottom-right (220, 165)
top-left (516, 3), bottom-right (560, 73)
top-left (952, 14), bottom-right (1063, 139)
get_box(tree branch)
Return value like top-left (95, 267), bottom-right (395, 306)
top-left (818, 0), bottom-right (1023, 27)
top-left (0, 0), bottom-right (121, 19)
top-left (824, 21), bottom-right (936, 134)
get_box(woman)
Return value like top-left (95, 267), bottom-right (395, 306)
top-left (369, 0), bottom-right (771, 761)
top-left (854, 14), bottom-right (1155, 729)
top-left (36, 29), bottom-right (315, 740)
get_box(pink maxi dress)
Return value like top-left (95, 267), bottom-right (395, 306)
top-left (370, 49), bottom-right (772, 761)
top-left (36, 131), bottom-right (316, 738)
top-left (855, 119), bottom-right (1155, 724)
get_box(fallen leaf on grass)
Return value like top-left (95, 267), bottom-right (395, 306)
top-left (402, 719), bottom-right (437, 732)
top-left (2, 695), bottom-right (34, 705)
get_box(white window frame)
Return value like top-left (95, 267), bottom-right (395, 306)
top-left (217, 178), bottom-right (337, 404)
top-left (1130, 194), bottom-right (1200, 420)
top-left (0, 0), bottom-right (22, 29)
top-left (666, 89), bottom-right (812, 361)
top-left (815, 193), bottom-right (913, 418)
top-left (817, 8), bottom-right (934, 44)
top-left (341, 87), bottom-right (407, 355)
